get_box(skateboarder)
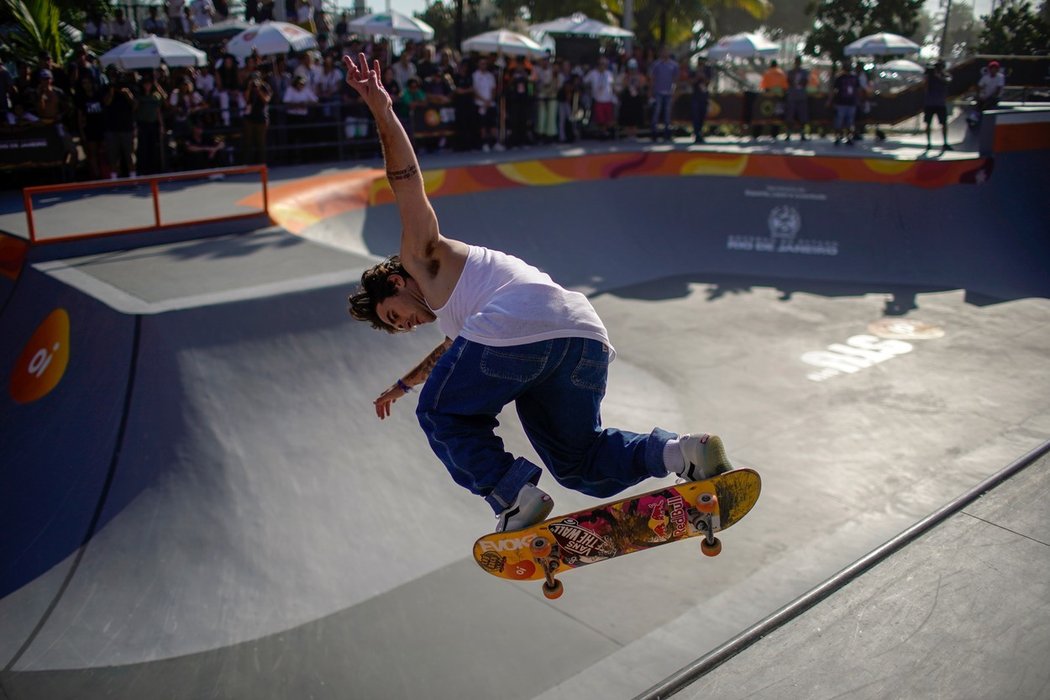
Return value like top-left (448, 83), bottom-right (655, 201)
top-left (341, 54), bottom-right (733, 532)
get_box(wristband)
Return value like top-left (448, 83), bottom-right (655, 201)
top-left (396, 378), bottom-right (412, 393)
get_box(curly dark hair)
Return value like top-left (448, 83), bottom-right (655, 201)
top-left (347, 255), bottom-right (410, 333)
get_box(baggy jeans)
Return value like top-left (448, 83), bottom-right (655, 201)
top-left (417, 336), bottom-right (674, 515)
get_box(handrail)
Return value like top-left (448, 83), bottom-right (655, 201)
top-left (22, 164), bottom-right (269, 244)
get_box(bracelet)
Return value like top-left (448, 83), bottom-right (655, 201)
top-left (396, 378), bottom-right (412, 393)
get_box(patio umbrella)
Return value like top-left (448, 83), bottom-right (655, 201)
top-left (462, 29), bottom-right (547, 58)
top-left (100, 36), bottom-right (208, 70)
top-left (225, 21), bottom-right (318, 58)
top-left (348, 10), bottom-right (435, 41)
top-left (704, 32), bottom-right (779, 60)
top-left (192, 18), bottom-right (252, 44)
top-left (528, 12), bottom-right (633, 39)
top-left (844, 32), bottom-right (920, 56)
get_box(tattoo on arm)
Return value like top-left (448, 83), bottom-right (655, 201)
top-left (386, 164), bottom-right (419, 182)
top-left (403, 338), bottom-right (453, 385)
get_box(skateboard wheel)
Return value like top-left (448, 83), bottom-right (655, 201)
top-left (542, 579), bottom-right (564, 600)
top-left (700, 536), bottom-right (722, 557)
top-left (696, 492), bottom-right (718, 514)
top-left (530, 537), bottom-right (552, 559)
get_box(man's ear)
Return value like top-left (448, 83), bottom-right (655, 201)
top-left (388, 274), bottom-right (406, 290)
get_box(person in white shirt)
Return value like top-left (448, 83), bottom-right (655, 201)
top-left (166, 0), bottom-right (187, 37)
top-left (342, 54), bottom-right (734, 533)
top-left (471, 57), bottom-right (499, 151)
top-left (189, 0), bottom-right (215, 30)
top-left (976, 60), bottom-right (1005, 113)
top-left (283, 74), bottom-right (317, 161)
top-left (583, 56), bottom-right (616, 137)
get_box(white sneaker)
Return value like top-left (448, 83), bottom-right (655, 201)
top-left (676, 434), bottom-right (733, 481)
top-left (495, 483), bottom-right (554, 533)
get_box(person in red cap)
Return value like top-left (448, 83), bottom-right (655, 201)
top-left (976, 60), bottom-right (1005, 114)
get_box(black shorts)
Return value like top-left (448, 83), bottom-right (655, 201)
top-left (923, 106), bottom-right (947, 125)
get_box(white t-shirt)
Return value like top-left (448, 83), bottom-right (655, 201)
top-left (473, 70), bottom-right (496, 108)
top-left (584, 68), bottom-right (615, 103)
top-left (431, 245), bottom-right (614, 356)
top-left (977, 71), bottom-right (1005, 100)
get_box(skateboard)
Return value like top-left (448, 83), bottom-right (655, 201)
top-left (472, 468), bottom-right (761, 599)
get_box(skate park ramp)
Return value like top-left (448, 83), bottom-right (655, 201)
top-left (2, 110), bottom-right (1050, 699)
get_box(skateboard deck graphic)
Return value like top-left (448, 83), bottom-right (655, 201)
top-left (472, 468), bottom-right (761, 598)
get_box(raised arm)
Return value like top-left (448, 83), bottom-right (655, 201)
top-left (343, 54), bottom-right (440, 277)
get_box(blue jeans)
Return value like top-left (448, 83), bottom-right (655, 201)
top-left (651, 94), bottom-right (674, 139)
top-left (417, 336), bottom-right (674, 515)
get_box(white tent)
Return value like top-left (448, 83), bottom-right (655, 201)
top-left (462, 29), bottom-right (548, 58)
top-left (844, 32), bottom-right (920, 57)
top-left (529, 13), bottom-right (633, 39)
top-left (348, 10), bottom-right (435, 41)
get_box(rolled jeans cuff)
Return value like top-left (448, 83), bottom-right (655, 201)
top-left (484, 457), bottom-right (542, 514)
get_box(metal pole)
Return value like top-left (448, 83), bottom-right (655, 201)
top-left (940, 0), bottom-right (953, 58)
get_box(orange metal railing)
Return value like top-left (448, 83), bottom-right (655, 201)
top-left (22, 165), bottom-right (269, 244)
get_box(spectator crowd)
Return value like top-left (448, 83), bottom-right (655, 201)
top-left (0, 1), bottom-right (1004, 181)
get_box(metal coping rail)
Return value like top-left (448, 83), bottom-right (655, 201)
top-left (22, 165), bottom-right (269, 244)
top-left (634, 437), bottom-right (1050, 700)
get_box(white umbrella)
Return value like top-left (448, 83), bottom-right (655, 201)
top-left (880, 58), bottom-right (924, 73)
top-left (100, 35), bottom-right (208, 70)
top-left (529, 12), bottom-right (633, 39)
top-left (844, 32), bottom-right (920, 57)
top-left (704, 32), bottom-right (779, 60)
top-left (348, 10), bottom-right (435, 41)
top-left (462, 29), bottom-right (548, 58)
top-left (226, 21), bottom-right (318, 58)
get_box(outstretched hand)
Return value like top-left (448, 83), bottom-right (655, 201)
top-left (343, 53), bottom-right (391, 114)
top-left (374, 384), bottom-right (407, 420)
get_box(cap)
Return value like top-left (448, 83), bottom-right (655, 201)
top-left (988, 60), bottom-right (1000, 68)
top-left (627, 58), bottom-right (638, 69)
top-left (38, 69), bottom-right (53, 79)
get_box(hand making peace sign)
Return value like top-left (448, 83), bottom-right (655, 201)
top-left (342, 53), bottom-right (392, 114)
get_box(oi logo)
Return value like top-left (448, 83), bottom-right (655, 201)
top-left (10, 308), bottom-right (70, 404)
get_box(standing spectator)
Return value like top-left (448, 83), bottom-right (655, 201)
top-left (451, 60), bottom-right (476, 151)
top-left (75, 75), bottom-right (106, 179)
top-left (617, 58), bottom-right (647, 139)
top-left (557, 65), bottom-right (580, 143)
top-left (36, 69), bottom-right (76, 166)
top-left (316, 54), bottom-right (345, 119)
top-left (391, 49), bottom-right (418, 94)
top-left (195, 63), bottom-right (217, 103)
top-left (102, 73), bottom-right (137, 177)
top-left (241, 71), bottom-right (272, 164)
top-left (109, 9), bottom-right (137, 43)
top-left (189, 0), bottom-right (216, 30)
top-left (923, 60), bottom-right (952, 152)
top-left (690, 57), bottom-right (711, 144)
top-left (143, 7), bottom-right (167, 36)
top-left (504, 56), bottom-right (532, 148)
top-left (83, 13), bottom-right (110, 44)
top-left (400, 76), bottom-right (428, 146)
top-left (648, 46), bottom-right (678, 142)
top-left (294, 51), bottom-right (323, 93)
top-left (0, 53), bottom-right (13, 126)
top-left (266, 56), bottom-right (291, 155)
top-left (760, 59), bottom-right (787, 92)
top-left (853, 63), bottom-right (872, 140)
top-left (283, 74), bottom-right (317, 162)
top-left (216, 54), bottom-right (242, 126)
top-left (583, 56), bottom-right (616, 139)
top-left (827, 61), bottom-right (859, 146)
top-left (975, 60), bottom-right (1005, 114)
top-left (169, 76), bottom-right (206, 140)
top-left (532, 54), bottom-right (558, 144)
top-left (472, 57), bottom-right (498, 152)
top-left (135, 73), bottom-right (167, 174)
top-left (783, 56), bottom-right (810, 141)
top-left (166, 0), bottom-right (188, 37)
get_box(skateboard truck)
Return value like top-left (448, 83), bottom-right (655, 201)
top-left (693, 492), bottom-right (723, 557)
top-left (529, 536), bottom-right (564, 599)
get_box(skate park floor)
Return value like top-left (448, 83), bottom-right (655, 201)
top-left (2, 127), bottom-right (1049, 700)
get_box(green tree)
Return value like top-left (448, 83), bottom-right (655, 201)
top-left (977, 0), bottom-right (1050, 54)
top-left (2, 0), bottom-right (68, 64)
top-left (804, 0), bottom-right (923, 61)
